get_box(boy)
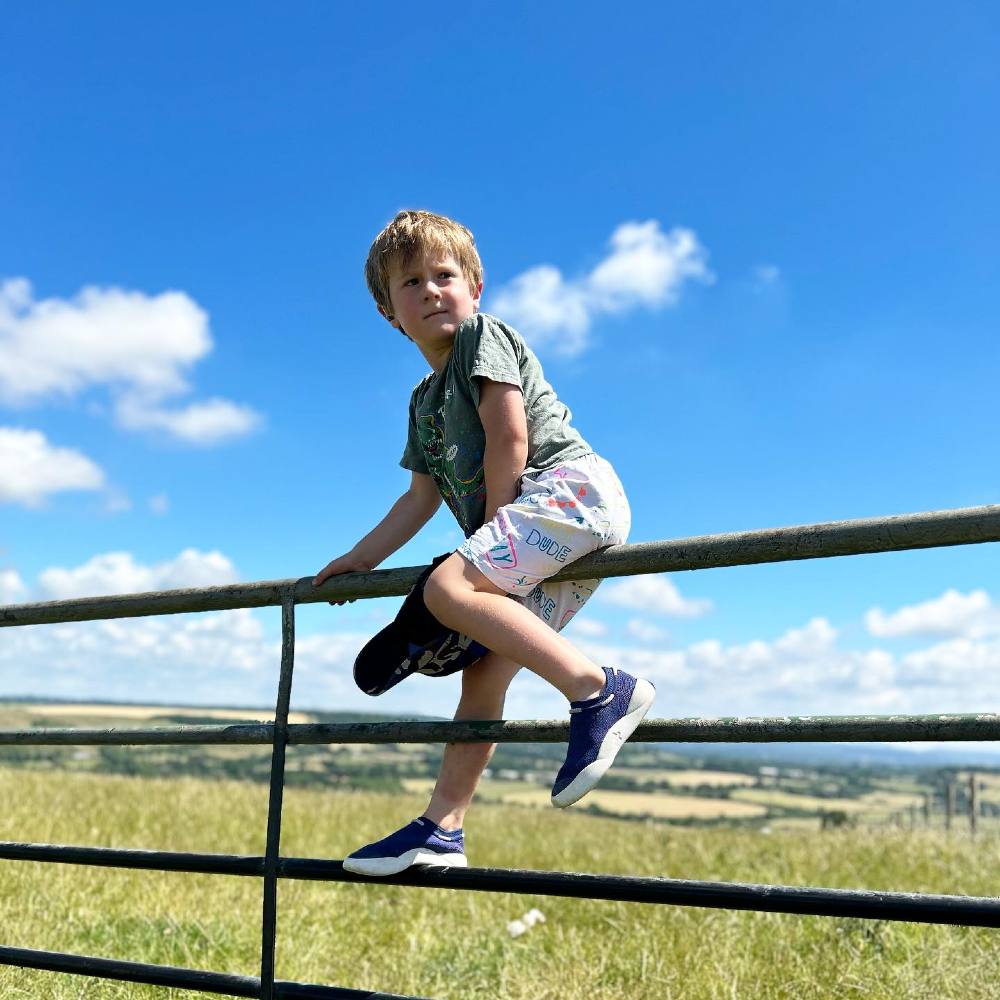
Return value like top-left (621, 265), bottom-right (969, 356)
top-left (313, 210), bottom-right (654, 875)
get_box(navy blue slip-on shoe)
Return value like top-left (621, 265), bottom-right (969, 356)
top-left (342, 817), bottom-right (468, 877)
top-left (551, 666), bottom-right (655, 808)
top-left (354, 553), bottom-right (489, 697)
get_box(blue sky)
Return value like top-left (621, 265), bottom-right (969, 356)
top-left (1, 2), bottom-right (998, 723)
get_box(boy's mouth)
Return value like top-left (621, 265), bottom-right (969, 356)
top-left (423, 308), bottom-right (449, 319)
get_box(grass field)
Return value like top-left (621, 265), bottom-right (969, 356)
top-left (404, 778), bottom-right (768, 820)
top-left (0, 766), bottom-right (998, 999)
top-left (611, 767), bottom-right (758, 788)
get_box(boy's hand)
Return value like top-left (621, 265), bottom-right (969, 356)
top-left (312, 553), bottom-right (375, 606)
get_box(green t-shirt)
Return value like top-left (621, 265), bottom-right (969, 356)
top-left (400, 312), bottom-right (592, 537)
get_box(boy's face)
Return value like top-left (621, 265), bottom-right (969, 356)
top-left (382, 251), bottom-right (482, 350)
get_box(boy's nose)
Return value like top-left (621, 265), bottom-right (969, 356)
top-left (423, 280), bottom-right (441, 299)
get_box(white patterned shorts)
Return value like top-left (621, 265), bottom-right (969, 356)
top-left (457, 453), bottom-right (631, 632)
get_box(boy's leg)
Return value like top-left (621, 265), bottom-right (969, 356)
top-left (423, 652), bottom-right (521, 830)
top-left (423, 555), bottom-right (606, 703)
top-left (343, 652), bottom-right (519, 877)
top-left (425, 556), bottom-right (654, 807)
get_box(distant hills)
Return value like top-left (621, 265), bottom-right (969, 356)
top-left (661, 741), bottom-right (1000, 771)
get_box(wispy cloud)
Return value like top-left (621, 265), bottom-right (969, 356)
top-left (599, 574), bottom-right (712, 618)
top-left (489, 221), bottom-right (713, 355)
top-left (0, 426), bottom-right (106, 507)
top-left (148, 493), bottom-right (170, 515)
top-left (38, 548), bottom-right (239, 599)
top-left (0, 278), bottom-right (261, 445)
top-left (116, 395), bottom-right (261, 446)
top-left (865, 589), bottom-right (999, 639)
top-left (0, 569), bottom-right (26, 603)
top-left (571, 616), bottom-right (903, 716)
top-left (750, 264), bottom-right (781, 291)
top-left (564, 617), bottom-right (608, 638)
top-left (626, 617), bottom-right (668, 643)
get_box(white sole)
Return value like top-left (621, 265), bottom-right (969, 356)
top-left (342, 849), bottom-right (468, 877)
top-left (552, 677), bottom-right (655, 808)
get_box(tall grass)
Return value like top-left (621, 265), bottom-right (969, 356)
top-left (0, 766), bottom-right (997, 999)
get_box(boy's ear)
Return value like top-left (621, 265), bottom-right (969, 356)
top-left (472, 280), bottom-right (483, 311)
top-left (377, 304), bottom-right (401, 330)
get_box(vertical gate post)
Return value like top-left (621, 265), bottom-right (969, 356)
top-left (260, 593), bottom-right (296, 999)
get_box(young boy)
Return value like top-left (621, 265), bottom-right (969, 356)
top-left (313, 210), bottom-right (654, 875)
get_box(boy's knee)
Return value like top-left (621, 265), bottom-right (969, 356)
top-left (424, 553), bottom-right (507, 623)
top-left (423, 561), bottom-right (460, 621)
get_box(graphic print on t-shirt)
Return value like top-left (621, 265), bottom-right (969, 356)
top-left (416, 408), bottom-right (485, 525)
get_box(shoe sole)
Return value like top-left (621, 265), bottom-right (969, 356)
top-left (551, 677), bottom-right (656, 808)
top-left (342, 849), bottom-right (469, 877)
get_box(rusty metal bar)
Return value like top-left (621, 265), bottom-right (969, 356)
top-left (3, 503), bottom-right (999, 626)
top-left (0, 723), bottom-right (273, 745)
top-left (0, 944), bottom-right (424, 998)
top-left (2, 713), bottom-right (1000, 747)
top-left (0, 943), bottom-right (259, 996)
top-left (281, 860), bottom-right (1000, 928)
top-left (260, 595), bottom-right (296, 1000)
top-left (2, 839), bottom-right (999, 929)
top-left (0, 840), bottom-right (263, 875)
top-left (283, 714), bottom-right (1000, 745)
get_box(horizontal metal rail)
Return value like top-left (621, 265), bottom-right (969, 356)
top-left (1, 713), bottom-right (999, 746)
top-left (2, 502), bottom-right (999, 625)
top-left (0, 842), bottom-right (997, 928)
top-left (0, 944), bottom-right (425, 999)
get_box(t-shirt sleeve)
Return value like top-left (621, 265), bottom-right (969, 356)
top-left (463, 314), bottom-right (524, 409)
top-left (399, 386), bottom-right (429, 473)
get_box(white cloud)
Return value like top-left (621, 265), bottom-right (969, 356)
top-left (751, 264), bottom-right (781, 290)
top-left (489, 220), bottom-right (713, 355)
top-left (0, 609), bottom-right (281, 705)
top-left (0, 570), bottom-right (26, 603)
top-left (897, 637), bottom-right (1000, 688)
top-left (564, 617), bottom-right (608, 638)
top-left (600, 574), bottom-right (712, 618)
top-left (626, 618), bottom-right (668, 643)
top-left (103, 489), bottom-right (133, 514)
top-left (148, 493), bottom-right (170, 515)
top-left (865, 589), bottom-right (998, 639)
top-left (0, 426), bottom-right (106, 507)
top-left (0, 550), bottom-right (274, 704)
top-left (0, 278), bottom-right (260, 445)
top-left (38, 549), bottom-right (239, 599)
top-left (573, 616), bottom-right (912, 716)
top-left (116, 395), bottom-right (260, 445)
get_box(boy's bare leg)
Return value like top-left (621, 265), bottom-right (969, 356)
top-left (424, 553), bottom-right (606, 703)
top-left (423, 652), bottom-right (521, 831)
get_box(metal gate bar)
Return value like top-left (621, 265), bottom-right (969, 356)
top-left (2, 714), bottom-right (999, 747)
top-left (1, 841), bottom-right (997, 928)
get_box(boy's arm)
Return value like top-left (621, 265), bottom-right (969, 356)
top-left (313, 472), bottom-right (441, 592)
top-left (478, 378), bottom-right (529, 523)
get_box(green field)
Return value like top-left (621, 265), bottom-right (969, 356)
top-left (0, 766), bottom-right (998, 999)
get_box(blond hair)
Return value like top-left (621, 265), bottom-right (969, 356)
top-left (365, 209), bottom-right (483, 319)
